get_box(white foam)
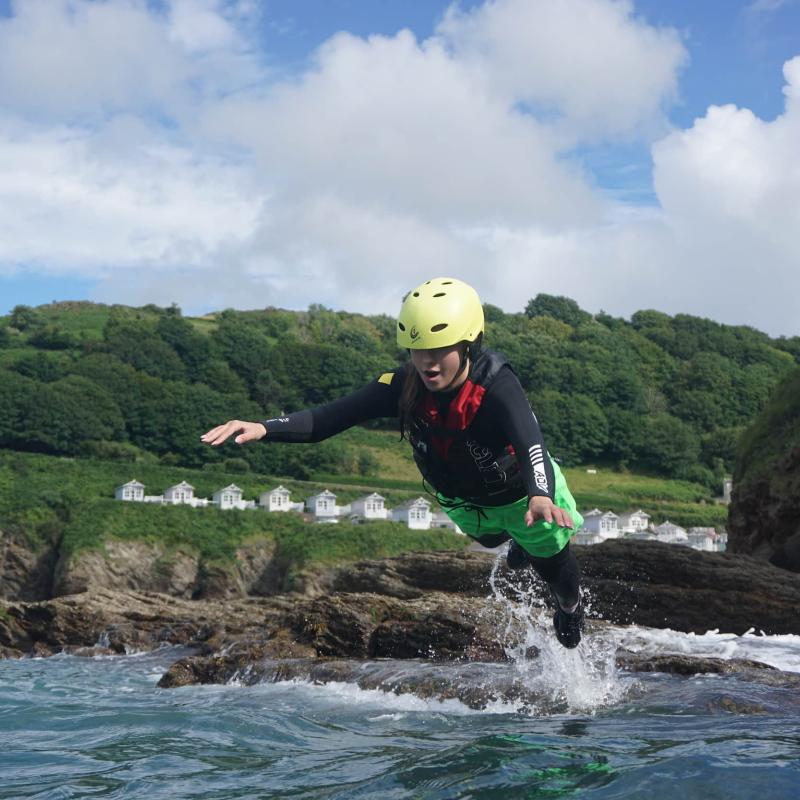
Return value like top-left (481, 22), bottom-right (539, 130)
top-left (275, 678), bottom-right (494, 715)
top-left (484, 554), bottom-right (629, 714)
top-left (612, 626), bottom-right (800, 673)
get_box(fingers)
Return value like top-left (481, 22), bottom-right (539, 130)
top-left (553, 508), bottom-right (574, 529)
top-left (527, 499), bottom-right (575, 529)
top-left (200, 420), bottom-right (243, 446)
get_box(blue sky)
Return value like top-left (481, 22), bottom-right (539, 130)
top-left (1, 0), bottom-right (799, 335)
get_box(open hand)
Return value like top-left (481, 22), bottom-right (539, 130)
top-left (524, 496), bottom-right (574, 529)
top-left (200, 420), bottom-right (267, 446)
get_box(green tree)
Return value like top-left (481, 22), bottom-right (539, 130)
top-left (525, 294), bottom-right (591, 327)
top-left (29, 324), bottom-right (76, 350)
top-left (209, 317), bottom-right (274, 396)
top-left (103, 318), bottom-right (187, 381)
top-left (156, 313), bottom-right (211, 375)
top-left (22, 375), bottom-right (126, 455)
top-left (531, 390), bottom-right (609, 465)
top-left (10, 352), bottom-right (69, 383)
top-left (9, 305), bottom-right (41, 332)
top-left (634, 413), bottom-right (700, 477)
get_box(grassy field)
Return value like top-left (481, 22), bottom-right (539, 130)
top-left (59, 498), bottom-right (468, 573)
top-left (0, 446), bottom-right (729, 574)
top-left (0, 450), bottom-right (467, 570)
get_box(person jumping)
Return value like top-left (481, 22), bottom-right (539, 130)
top-left (200, 277), bottom-right (585, 648)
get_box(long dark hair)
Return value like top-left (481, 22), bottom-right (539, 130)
top-left (399, 366), bottom-right (426, 440)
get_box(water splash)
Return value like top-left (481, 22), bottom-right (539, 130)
top-left (483, 548), bottom-right (628, 715)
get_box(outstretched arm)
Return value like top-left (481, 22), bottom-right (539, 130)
top-left (200, 368), bottom-right (405, 447)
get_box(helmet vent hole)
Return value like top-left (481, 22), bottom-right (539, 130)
top-left (433, 292), bottom-right (446, 297)
top-left (398, 322), bottom-right (406, 331)
top-left (441, 280), bottom-right (453, 285)
top-left (430, 323), bottom-right (448, 332)
top-left (413, 292), bottom-right (420, 297)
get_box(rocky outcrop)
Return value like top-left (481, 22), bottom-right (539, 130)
top-left (5, 541), bottom-right (800, 659)
top-left (576, 539), bottom-right (800, 635)
top-left (53, 541), bottom-right (200, 598)
top-left (316, 541), bottom-right (800, 636)
top-left (49, 537), bottom-right (288, 600)
top-left (0, 530), bottom-right (58, 601)
top-left (728, 367), bottom-right (800, 571)
top-left (0, 586), bottom-right (506, 663)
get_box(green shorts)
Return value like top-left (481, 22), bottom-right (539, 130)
top-left (438, 458), bottom-right (583, 558)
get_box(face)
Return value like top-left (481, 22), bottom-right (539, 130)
top-left (410, 343), bottom-right (468, 391)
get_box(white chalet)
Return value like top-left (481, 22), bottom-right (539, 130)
top-left (260, 485), bottom-right (300, 512)
top-left (307, 489), bottom-right (339, 522)
top-left (618, 509), bottom-right (650, 534)
top-left (165, 481), bottom-right (195, 505)
top-left (349, 492), bottom-right (388, 522)
top-left (573, 530), bottom-right (603, 546)
top-left (213, 484), bottom-right (250, 510)
top-left (115, 480), bottom-right (145, 502)
top-left (430, 511), bottom-right (463, 534)
top-left (392, 497), bottom-right (432, 530)
top-left (687, 527), bottom-right (716, 552)
top-left (580, 508), bottom-right (620, 539)
top-left (652, 521), bottom-right (689, 544)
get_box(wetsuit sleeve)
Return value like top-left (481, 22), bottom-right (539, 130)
top-left (260, 366), bottom-right (406, 443)
top-left (483, 368), bottom-right (556, 500)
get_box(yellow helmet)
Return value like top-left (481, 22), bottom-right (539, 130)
top-left (397, 277), bottom-right (484, 349)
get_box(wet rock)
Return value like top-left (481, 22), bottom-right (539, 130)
top-left (706, 696), bottom-right (768, 715)
top-left (53, 540), bottom-right (200, 598)
top-left (615, 650), bottom-right (777, 676)
top-left (728, 367), bottom-right (800, 571)
top-left (159, 657), bottom-right (566, 712)
top-left (0, 529), bottom-right (58, 601)
top-left (576, 539), bottom-right (800, 635)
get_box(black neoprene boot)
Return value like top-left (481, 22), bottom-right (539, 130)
top-left (552, 597), bottom-right (584, 649)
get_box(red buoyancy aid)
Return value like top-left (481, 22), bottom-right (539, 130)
top-left (409, 350), bottom-right (522, 502)
top-left (418, 379), bottom-right (486, 459)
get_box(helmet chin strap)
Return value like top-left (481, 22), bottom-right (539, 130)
top-left (441, 346), bottom-right (471, 392)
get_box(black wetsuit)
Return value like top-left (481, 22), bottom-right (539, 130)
top-left (260, 352), bottom-right (580, 609)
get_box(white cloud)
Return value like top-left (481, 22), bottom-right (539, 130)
top-left (1, 0), bottom-right (798, 336)
top-left (437, 0), bottom-right (687, 139)
top-left (203, 28), bottom-right (601, 229)
top-left (0, 115), bottom-right (263, 270)
top-left (0, 0), bottom-right (261, 121)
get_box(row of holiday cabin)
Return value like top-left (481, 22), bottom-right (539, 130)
top-left (115, 481), bottom-right (726, 549)
top-left (115, 481), bottom-right (455, 530)
top-left (574, 507), bottom-right (727, 552)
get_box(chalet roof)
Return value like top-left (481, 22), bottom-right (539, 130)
top-left (268, 485), bottom-right (291, 495)
top-left (308, 489), bottom-right (337, 500)
top-left (213, 483), bottom-right (242, 494)
top-left (355, 492), bottom-right (385, 502)
top-left (166, 481), bottom-right (194, 491)
top-left (118, 480), bottom-right (145, 489)
top-left (398, 496), bottom-right (431, 509)
top-left (584, 508), bottom-right (618, 519)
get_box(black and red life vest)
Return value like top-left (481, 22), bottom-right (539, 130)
top-left (408, 350), bottom-right (524, 503)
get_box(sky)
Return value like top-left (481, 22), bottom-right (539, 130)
top-left (0, 0), bottom-right (799, 336)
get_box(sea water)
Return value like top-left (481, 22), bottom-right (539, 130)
top-left (2, 565), bottom-right (800, 799)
